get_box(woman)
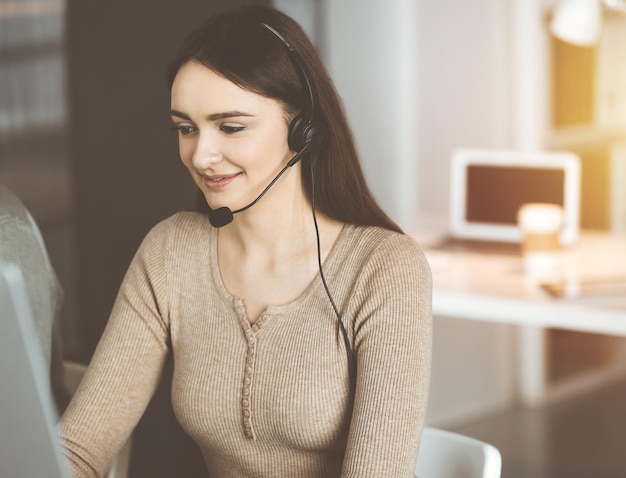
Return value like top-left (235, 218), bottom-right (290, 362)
top-left (60, 5), bottom-right (432, 477)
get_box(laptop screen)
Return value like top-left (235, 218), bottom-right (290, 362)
top-left (0, 263), bottom-right (69, 478)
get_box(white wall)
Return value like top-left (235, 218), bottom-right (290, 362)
top-left (272, 0), bottom-right (321, 47)
top-left (416, 0), bottom-right (519, 426)
top-left (416, 0), bottom-right (514, 219)
top-left (323, 0), bottom-right (420, 230)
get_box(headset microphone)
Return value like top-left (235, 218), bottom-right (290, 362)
top-left (207, 140), bottom-right (314, 228)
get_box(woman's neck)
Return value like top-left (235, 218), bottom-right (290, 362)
top-left (219, 191), bottom-right (320, 261)
top-left (214, 183), bottom-right (344, 322)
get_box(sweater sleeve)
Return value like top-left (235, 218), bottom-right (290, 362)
top-left (341, 234), bottom-right (432, 477)
top-left (59, 221), bottom-right (173, 477)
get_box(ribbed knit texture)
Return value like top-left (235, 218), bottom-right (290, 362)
top-left (59, 211), bottom-right (432, 477)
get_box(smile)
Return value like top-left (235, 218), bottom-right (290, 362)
top-left (202, 173), bottom-right (240, 190)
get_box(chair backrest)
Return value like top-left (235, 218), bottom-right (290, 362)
top-left (415, 426), bottom-right (502, 478)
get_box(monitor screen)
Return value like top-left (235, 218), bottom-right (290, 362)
top-left (465, 165), bottom-right (565, 225)
top-left (450, 148), bottom-right (580, 245)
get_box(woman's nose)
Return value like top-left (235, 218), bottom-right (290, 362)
top-left (192, 133), bottom-right (222, 170)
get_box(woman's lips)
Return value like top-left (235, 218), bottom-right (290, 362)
top-left (202, 173), bottom-right (240, 190)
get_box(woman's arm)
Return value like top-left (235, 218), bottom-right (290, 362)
top-left (342, 234), bottom-right (432, 477)
top-left (59, 222), bottom-right (173, 477)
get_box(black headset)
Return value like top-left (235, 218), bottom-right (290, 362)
top-left (262, 22), bottom-right (351, 368)
top-left (261, 23), bottom-right (328, 158)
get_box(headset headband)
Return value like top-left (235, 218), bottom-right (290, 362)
top-left (261, 22), bottom-right (317, 121)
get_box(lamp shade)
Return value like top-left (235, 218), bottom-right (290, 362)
top-left (550, 0), bottom-right (602, 46)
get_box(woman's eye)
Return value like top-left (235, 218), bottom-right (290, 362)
top-left (173, 124), bottom-right (197, 136)
top-left (220, 124), bottom-right (245, 134)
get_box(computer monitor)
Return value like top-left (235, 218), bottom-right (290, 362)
top-left (450, 148), bottom-right (581, 245)
top-left (0, 262), bottom-right (69, 478)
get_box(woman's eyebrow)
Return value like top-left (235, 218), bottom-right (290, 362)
top-left (170, 109), bottom-right (254, 121)
top-left (208, 111), bottom-right (254, 121)
top-left (170, 109), bottom-right (191, 120)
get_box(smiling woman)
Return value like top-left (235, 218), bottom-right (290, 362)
top-left (170, 62), bottom-right (295, 216)
top-left (58, 5), bottom-right (432, 478)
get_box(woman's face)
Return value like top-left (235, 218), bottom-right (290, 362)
top-left (170, 61), bottom-right (294, 213)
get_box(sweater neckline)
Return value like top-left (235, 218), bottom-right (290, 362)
top-left (209, 222), bottom-right (352, 320)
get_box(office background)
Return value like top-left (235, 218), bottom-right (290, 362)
top-left (2, 0), bottom-right (626, 476)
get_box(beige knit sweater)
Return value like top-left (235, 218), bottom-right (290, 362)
top-left (59, 212), bottom-right (432, 477)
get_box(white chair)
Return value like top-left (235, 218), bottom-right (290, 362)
top-left (415, 426), bottom-right (502, 478)
top-left (63, 361), bottom-right (132, 478)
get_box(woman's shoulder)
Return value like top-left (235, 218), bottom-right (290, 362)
top-left (138, 211), bottom-right (213, 253)
top-left (343, 224), bottom-right (427, 260)
top-left (338, 224), bottom-right (431, 282)
top-left (146, 211), bottom-right (211, 238)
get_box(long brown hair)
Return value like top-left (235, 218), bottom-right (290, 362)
top-left (167, 5), bottom-right (402, 234)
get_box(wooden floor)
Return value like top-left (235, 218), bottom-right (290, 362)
top-left (447, 376), bottom-right (626, 478)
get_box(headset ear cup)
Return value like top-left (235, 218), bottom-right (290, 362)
top-left (288, 113), bottom-right (307, 152)
top-left (309, 121), bottom-right (329, 151)
top-left (288, 114), bottom-right (328, 154)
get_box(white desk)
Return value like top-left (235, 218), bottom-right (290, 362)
top-left (421, 231), bottom-right (626, 333)
top-left (417, 231), bottom-right (626, 404)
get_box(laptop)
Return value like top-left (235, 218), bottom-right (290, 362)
top-left (0, 262), bottom-right (69, 478)
top-left (435, 148), bottom-right (581, 254)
